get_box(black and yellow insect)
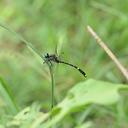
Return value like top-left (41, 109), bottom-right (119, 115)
top-left (44, 53), bottom-right (87, 78)
top-left (0, 23), bottom-right (87, 78)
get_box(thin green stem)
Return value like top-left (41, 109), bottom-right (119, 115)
top-left (48, 65), bottom-right (55, 110)
top-left (48, 64), bottom-right (56, 128)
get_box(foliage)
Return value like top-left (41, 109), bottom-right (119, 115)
top-left (0, 0), bottom-right (128, 127)
top-left (1, 79), bottom-right (128, 128)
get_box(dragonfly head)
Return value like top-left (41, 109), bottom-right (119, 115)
top-left (44, 53), bottom-right (49, 58)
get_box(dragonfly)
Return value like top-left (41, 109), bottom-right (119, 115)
top-left (44, 53), bottom-right (87, 78)
top-left (0, 23), bottom-right (87, 78)
top-left (0, 22), bottom-right (86, 110)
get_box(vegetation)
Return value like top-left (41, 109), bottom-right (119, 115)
top-left (0, 0), bottom-right (128, 127)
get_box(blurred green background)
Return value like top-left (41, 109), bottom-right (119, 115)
top-left (0, 0), bottom-right (128, 127)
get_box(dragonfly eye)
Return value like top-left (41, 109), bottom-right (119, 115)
top-left (44, 53), bottom-right (49, 58)
top-left (46, 53), bottom-right (49, 57)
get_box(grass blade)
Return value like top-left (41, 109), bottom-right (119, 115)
top-left (0, 77), bottom-right (19, 115)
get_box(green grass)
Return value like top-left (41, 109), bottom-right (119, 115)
top-left (0, 0), bottom-right (128, 127)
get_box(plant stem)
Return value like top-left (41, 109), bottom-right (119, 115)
top-left (48, 64), bottom-right (55, 128)
top-left (87, 25), bottom-right (128, 81)
top-left (48, 65), bottom-right (55, 109)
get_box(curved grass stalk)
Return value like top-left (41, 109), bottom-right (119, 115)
top-left (0, 22), bottom-right (55, 111)
top-left (0, 22), bottom-right (43, 60)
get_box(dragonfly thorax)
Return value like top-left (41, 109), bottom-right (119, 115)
top-left (44, 53), bottom-right (59, 63)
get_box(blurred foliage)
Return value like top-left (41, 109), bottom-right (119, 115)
top-left (0, 0), bottom-right (128, 127)
top-left (2, 79), bottom-right (128, 128)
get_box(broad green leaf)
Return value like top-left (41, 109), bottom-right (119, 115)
top-left (41, 79), bottom-right (128, 127)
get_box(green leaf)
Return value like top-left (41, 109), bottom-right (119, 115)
top-left (41, 79), bottom-right (128, 127)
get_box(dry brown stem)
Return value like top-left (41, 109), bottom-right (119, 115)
top-left (87, 25), bottom-right (128, 81)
